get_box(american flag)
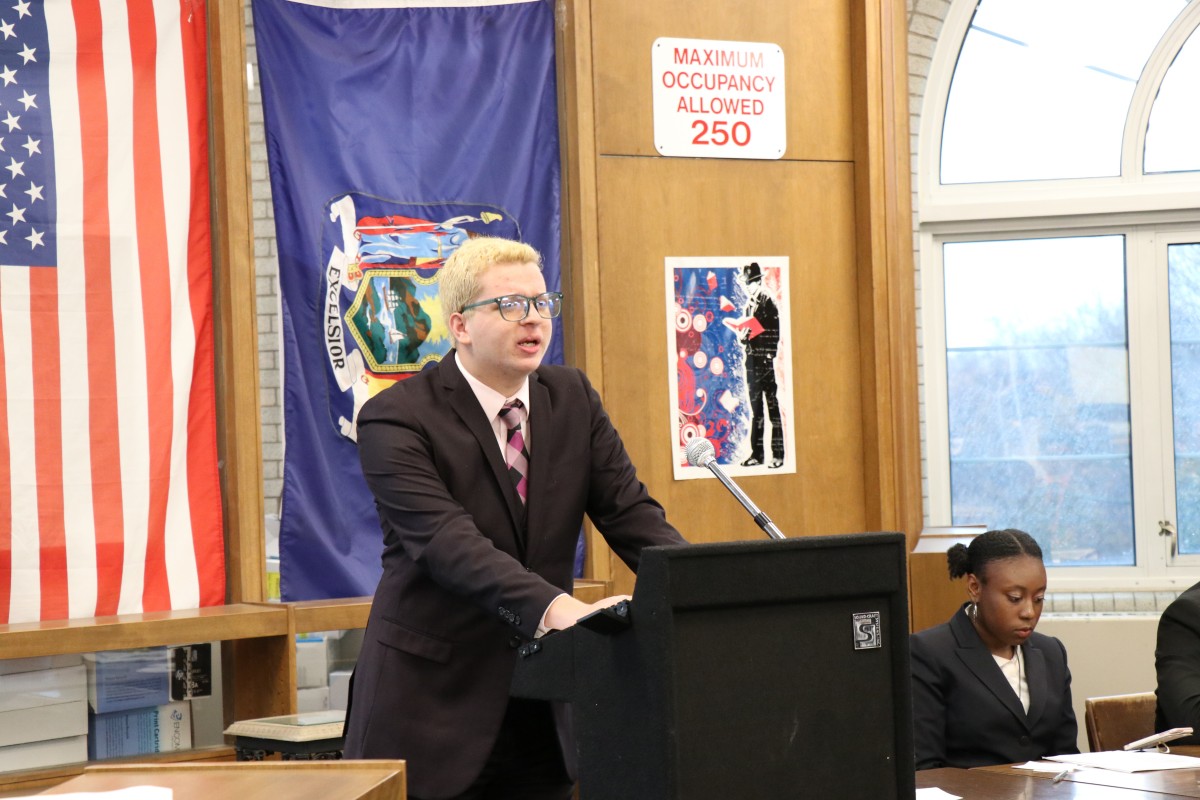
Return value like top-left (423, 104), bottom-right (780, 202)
top-left (0, 0), bottom-right (224, 623)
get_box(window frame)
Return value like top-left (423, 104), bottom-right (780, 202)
top-left (918, 0), bottom-right (1200, 591)
top-left (923, 223), bottom-right (1200, 590)
top-left (918, 0), bottom-right (1200, 226)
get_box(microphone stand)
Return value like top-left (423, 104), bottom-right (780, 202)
top-left (699, 461), bottom-right (786, 540)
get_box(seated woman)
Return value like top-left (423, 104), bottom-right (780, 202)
top-left (910, 528), bottom-right (1078, 769)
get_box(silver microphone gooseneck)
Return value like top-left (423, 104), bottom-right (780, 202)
top-left (684, 437), bottom-right (785, 540)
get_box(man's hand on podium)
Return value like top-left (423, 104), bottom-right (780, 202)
top-left (544, 594), bottom-right (632, 632)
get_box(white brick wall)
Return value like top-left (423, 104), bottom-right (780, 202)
top-left (908, 0), bottom-right (951, 526)
top-left (244, 3), bottom-right (284, 513)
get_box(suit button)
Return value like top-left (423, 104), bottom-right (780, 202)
top-left (1019, 736), bottom-right (1030, 746)
top-left (509, 636), bottom-right (522, 648)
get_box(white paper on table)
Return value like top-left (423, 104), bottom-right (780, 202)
top-left (916, 789), bottom-right (961, 800)
top-left (1013, 760), bottom-right (1069, 772)
top-left (1048, 750), bottom-right (1200, 773)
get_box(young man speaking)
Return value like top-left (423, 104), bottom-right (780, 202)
top-left (343, 237), bottom-right (686, 800)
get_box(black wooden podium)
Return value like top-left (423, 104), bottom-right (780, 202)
top-left (512, 532), bottom-right (916, 800)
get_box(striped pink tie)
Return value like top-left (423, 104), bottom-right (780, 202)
top-left (498, 400), bottom-right (529, 503)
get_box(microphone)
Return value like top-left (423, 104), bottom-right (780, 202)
top-left (685, 437), bottom-right (785, 540)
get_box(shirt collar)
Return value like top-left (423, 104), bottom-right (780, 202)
top-left (455, 356), bottom-right (531, 422)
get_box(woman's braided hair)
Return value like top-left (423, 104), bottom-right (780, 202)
top-left (946, 528), bottom-right (1043, 580)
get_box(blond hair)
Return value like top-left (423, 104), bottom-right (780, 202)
top-left (439, 236), bottom-right (542, 333)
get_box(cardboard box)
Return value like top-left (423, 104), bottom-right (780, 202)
top-left (0, 654), bottom-right (84, 676)
top-left (328, 629), bottom-right (363, 673)
top-left (295, 639), bottom-right (329, 689)
top-left (328, 669), bottom-right (352, 711)
top-left (296, 686), bottom-right (330, 714)
top-left (85, 649), bottom-right (170, 713)
top-left (188, 642), bottom-right (225, 749)
top-left (0, 735), bottom-right (87, 772)
top-left (87, 701), bottom-right (192, 760)
top-left (0, 664), bottom-right (87, 712)
top-left (0, 665), bottom-right (88, 747)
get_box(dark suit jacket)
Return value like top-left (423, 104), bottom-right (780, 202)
top-left (342, 353), bottom-right (685, 799)
top-left (1156, 580), bottom-right (1200, 742)
top-left (910, 606), bottom-right (1078, 769)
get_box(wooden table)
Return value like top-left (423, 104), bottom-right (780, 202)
top-left (28, 761), bottom-right (407, 800)
top-left (976, 759), bottom-right (1200, 798)
top-left (919, 767), bottom-right (1191, 798)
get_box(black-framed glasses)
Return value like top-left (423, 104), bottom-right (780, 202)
top-left (461, 292), bottom-right (563, 321)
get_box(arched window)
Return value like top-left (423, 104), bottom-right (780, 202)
top-left (1145, 26), bottom-right (1200, 172)
top-left (919, 0), bottom-right (1200, 588)
top-left (941, 0), bottom-right (1183, 183)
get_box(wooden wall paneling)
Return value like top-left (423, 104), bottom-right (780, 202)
top-left (879, 0), bottom-right (924, 542)
top-left (589, 0), bottom-right (853, 162)
top-left (555, 0), bottom-right (612, 585)
top-left (210, 0), bottom-right (276, 726)
top-left (576, 0), bottom-right (869, 595)
top-left (225, 613), bottom-right (298, 723)
top-left (848, 0), bottom-right (922, 541)
top-left (558, 0), bottom-right (920, 592)
top-left (909, 526), bottom-right (985, 631)
top-left (209, 0), bottom-right (265, 605)
top-left (556, 0), bottom-right (601, 378)
top-left (594, 159), bottom-right (867, 593)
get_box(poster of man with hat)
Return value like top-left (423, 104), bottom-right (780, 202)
top-left (666, 256), bottom-right (794, 479)
top-left (735, 261), bottom-right (785, 468)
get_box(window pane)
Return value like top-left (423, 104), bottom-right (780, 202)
top-left (941, 0), bottom-right (1185, 184)
top-left (944, 236), bottom-right (1133, 565)
top-left (1145, 27), bottom-right (1200, 174)
top-left (1169, 242), bottom-right (1200, 553)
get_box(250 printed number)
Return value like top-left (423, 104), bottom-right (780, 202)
top-left (691, 120), bottom-right (751, 146)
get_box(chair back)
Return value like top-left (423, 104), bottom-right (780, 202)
top-left (1084, 692), bottom-right (1157, 752)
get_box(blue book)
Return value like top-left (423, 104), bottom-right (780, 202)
top-left (85, 649), bottom-right (170, 713)
top-left (87, 701), bottom-right (192, 760)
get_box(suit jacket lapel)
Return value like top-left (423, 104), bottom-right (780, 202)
top-left (440, 354), bottom-right (527, 555)
top-left (950, 608), bottom-right (1030, 728)
top-left (1022, 643), bottom-right (1048, 728)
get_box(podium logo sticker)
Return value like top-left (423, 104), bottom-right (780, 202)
top-left (853, 611), bottom-right (882, 650)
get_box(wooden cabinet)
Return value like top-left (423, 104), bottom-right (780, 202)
top-left (0, 601), bottom-right (355, 792)
top-left (0, 582), bottom-right (610, 792)
top-left (0, 604), bottom-right (288, 794)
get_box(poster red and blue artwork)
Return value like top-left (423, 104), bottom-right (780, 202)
top-left (666, 257), bottom-right (795, 480)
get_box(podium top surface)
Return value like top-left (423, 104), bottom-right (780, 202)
top-left (636, 532), bottom-right (908, 610)
top-left (37, 761), bottom-right (406, 800)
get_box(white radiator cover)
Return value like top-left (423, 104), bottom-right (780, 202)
top-left (1036, 614), bottom-right (1161, 753)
